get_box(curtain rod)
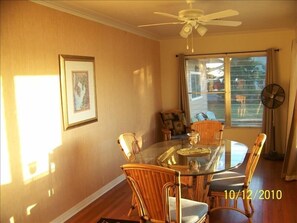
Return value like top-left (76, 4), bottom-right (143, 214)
top-left (175, 49), bottom-right (280, 57)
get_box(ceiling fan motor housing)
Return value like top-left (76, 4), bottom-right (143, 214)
top-left (178, 9), bottom-right (204, 19)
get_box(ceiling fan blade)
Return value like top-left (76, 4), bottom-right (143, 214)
top-left (262, 97), bottom-right (274, 108)
top-left (138, 21), bottom-right (185, 27)
top-left (271, 85), bottom-right (280, 95)
top-left (262, 90), bottom-right (274, 99)
top-left (275, 95), bottom-right (285, 103)
top-left (154, 12), bottom-right (183, 20)
top-left (200, 20), bottom-right (242, 27)
top-left (199, 9), bottom-right (239, 22)
top-left (274, 85), bottom-right (285, 97)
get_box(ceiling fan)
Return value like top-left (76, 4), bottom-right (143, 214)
top-left (138, 0), bottom-right (242, 38)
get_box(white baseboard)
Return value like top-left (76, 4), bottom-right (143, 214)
top-left (50, 174), bottom-right (126, 223)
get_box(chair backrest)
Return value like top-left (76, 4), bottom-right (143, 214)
top-left (118, 133), bottom-right (140, 161)
top-left (121, 163), bottom-right (181, 223)
top-left (160, 109), bottom-right (187, 136)
top-left (244, 133), bottom-right (267, 186)
top-left (191, 120), bottom-right (224, 144)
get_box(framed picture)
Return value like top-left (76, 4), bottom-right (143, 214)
top-left (59, 55), bottom-right (97, 130)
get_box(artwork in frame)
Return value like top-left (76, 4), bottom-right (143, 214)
top-left (59, 55), bottom-right (97, 130)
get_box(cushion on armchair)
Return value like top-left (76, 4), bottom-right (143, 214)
top-left (161, 111), bottom-right (187, 136)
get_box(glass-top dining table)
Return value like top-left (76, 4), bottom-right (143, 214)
top-left (131, 138), bottom-right (248, 201)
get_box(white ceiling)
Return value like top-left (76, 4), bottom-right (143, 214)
top-left (36, 0), bottom-right (297, 40)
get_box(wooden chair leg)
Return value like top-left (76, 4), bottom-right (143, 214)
top-left (203, 174), bottom-right (213, 202)
top-left (128, 193), bottom-right (137, 216)
top-left (187, 186), bottom-right (194, 200)
top-left (249, 199), bottom-right (255, 215)
top-left (242, 197), bottom-right (252, 218)
top-left (140, 218), bottom-right (146, 223)
top-left (195, 176), bottom-right (206, 201)
top-left (180, 176), bottom-right (194, 200)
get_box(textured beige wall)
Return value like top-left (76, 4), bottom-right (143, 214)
top-left (0, 1), bottom-right (161, 222)
top-left (160, 29), bottom-right (295, 149)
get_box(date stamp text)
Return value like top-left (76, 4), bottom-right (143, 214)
top-left (224, 189), bottom-right (282, 200)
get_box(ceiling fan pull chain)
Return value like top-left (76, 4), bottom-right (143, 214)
top-left (191, 32), bottom-right (194, 53)
top-left (186, 37), bottom-right (189, 50)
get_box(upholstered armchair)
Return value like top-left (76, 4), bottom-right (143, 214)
top-left (160, 109), bottom-right (191, 141)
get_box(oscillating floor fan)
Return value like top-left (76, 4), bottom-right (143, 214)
top-left (261, 83), bottom-right (285, 160)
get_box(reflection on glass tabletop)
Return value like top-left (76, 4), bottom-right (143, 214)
top-left (176, 147), bottom-right (211, 157)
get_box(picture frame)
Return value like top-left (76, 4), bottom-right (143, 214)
top-left (59, 55), bottom-right (97, 130)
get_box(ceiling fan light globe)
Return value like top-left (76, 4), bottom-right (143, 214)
top-left (179, 30), bottom-right (190, 38)
top-left (184, 26), bottom-right (191, 33)
top-left (180, 24), bottom-right (192, 38)
top-left (183, 24), bottom-right (192, 33)
top-left (197, 25), bottom-right (208, 36)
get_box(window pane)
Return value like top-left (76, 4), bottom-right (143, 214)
top-left (230, 56), bottom-right (266, 127)
top-left (189, 72), bottom-right (201, 99)
top-left (185, 54), bottom-right (267, 127)
top-left (186, 58), bottom-right (225, 122)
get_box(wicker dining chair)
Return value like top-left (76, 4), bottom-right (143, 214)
top-left (191, 120), bottom-right (224, 144)
top-left (207, 133), bottom-right (267, 223)
top-left (121, 163), bottom-right (208, 223)
top-left (118, 133), bottom-right (140, 162)
top-left (117, 133), bottom-right (141, 216)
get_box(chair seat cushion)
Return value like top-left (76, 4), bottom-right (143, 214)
top-left (171, 133), bottom-right (188, 140)
top-left (210, 171), bottom-right (246, 192)
top-left (169, 197), bottom-right (208, 223)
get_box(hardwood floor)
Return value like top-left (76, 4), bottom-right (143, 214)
top-left (66, 158), bottom-right (297, 223)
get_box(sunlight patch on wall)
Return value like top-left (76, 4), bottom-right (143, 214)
top-left (48, 187), bottom-right (55, 197)
top-left (146, 65), bottom-right (153, 86)
top-left (26, 203), bottom-right (37, 216)
top-left (133, 68), bottom-right (145, 95)
top-left (9, 216), bottom-right (15, 223)
top-left (14, 75), bottom-right (62, 184)
top-left (1, 77), bottom-right (12, 185)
